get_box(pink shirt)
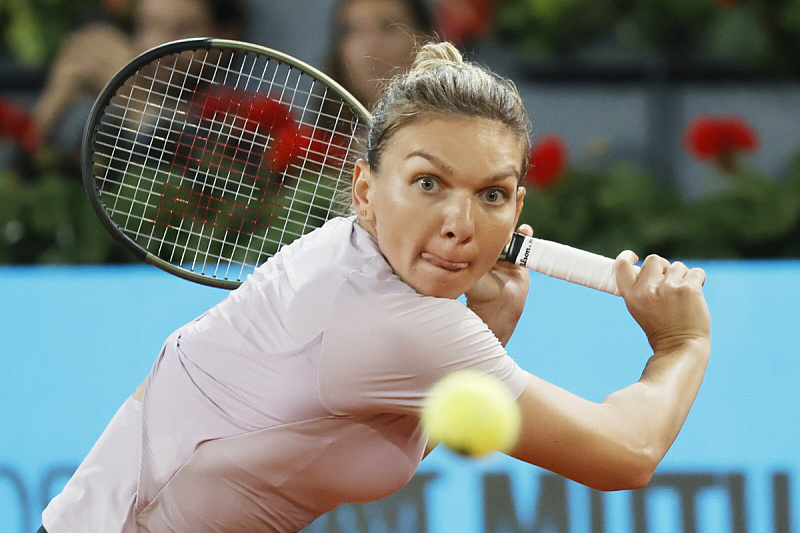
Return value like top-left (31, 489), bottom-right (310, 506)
top-left (44, 217), bottom-right (529, 532)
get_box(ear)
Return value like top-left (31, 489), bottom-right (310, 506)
top-left (513, 186), bottom-right (527, 229)
top-left (352, 159), bottom-right (375, 225)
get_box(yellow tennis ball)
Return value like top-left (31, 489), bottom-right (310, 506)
top-left (421, 369), bottom-right (522, 457)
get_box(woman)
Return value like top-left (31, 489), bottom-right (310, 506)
top-left (40, 42), bottom-right (710, 532)
top-left (326, 0), bottom-right (436, 109)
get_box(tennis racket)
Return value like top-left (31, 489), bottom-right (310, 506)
top-left (83, 37), bottom-right (632, 294)
top-left (499, 234), bottom-right (638, 295)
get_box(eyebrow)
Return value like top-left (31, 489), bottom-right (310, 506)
top-left (405, 150), bottom-right (520, 182)
top-left (405, 151), bottom-right (454, 174)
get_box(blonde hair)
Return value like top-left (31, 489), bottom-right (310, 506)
top-left (366, 42), bottom-right (531, 177)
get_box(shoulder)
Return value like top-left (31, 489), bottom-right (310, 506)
top-left (253, 217), bottom-right (378, 278)
top-left (318, 287), bottom-right (524, 416)
top-left (336, 290), bottom-right (485, 356)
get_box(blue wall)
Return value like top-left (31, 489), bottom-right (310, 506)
top-left (1, 261), bottom-right (798, 532)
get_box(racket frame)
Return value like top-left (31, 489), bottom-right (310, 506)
top-left (82, 37), bottom-right (369, 289)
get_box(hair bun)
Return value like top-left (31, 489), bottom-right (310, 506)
top-left (367, 40), bottom-right (530, 176)
top-left (409, 42), bottom-right (463, 75)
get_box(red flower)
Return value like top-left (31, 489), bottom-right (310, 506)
top-left (525, 135), bottom-right (568, 189)
top-left (242, 93), bottom-right (293, 134)
top-left (0, 97), bottom-right (41, 154)
top-left (193, 87), bottom-right (293, 134)
top-left (684, 115), bottom-right (758, 172)
top-left (437, 0), bottom-right (497, 46)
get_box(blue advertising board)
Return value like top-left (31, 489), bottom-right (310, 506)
top-left (1, 261), bottom-right (798, 532)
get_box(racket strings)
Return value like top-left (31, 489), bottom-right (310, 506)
top-left (92, 46), bottom-right (363, 281)
top-left (97, 56), bottom-right (358, 200)
top-left (113, 56), bottom-right (362, 137)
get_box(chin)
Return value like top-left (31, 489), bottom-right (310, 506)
top-left (402, 265), bottom-right (472, 299)
top-left (414, 282), bottom-right (465, 300)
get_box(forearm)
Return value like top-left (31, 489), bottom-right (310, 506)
top-left (601, 337), bottom-right (710, 465)
top-left (510, 337), bottom-right (710, 491)
top-left (33, 78), bottom-right (80, 133)
top-left (34, 23), bottom-right (132, 133)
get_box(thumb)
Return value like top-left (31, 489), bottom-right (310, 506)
top-left (516, 223), bottom-right (533, 237)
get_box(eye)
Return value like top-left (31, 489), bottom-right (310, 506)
top-left (481, 188), bottom-right (509, 205)
top-left (415, 176), bottom-right (439, 193)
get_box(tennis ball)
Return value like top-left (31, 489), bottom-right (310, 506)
top-left (421, 369), bottom-right (521, 457)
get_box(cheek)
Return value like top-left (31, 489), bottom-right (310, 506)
top-left (340, 39), bottom-right (367, 69)
top-left (373, 194), bottom-right (429, 259)
top-left (478, 215), bottom-right (516, 254)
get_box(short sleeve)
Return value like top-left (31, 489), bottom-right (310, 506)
top-left (318, 285), bottom-right (529, 417)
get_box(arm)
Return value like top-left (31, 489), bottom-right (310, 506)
top-left (33, 23), bottom-right (132, 134)
top-left (465, 224), bottom-right (533, 346)
top-left (508, 252), bottom-right (710, 491)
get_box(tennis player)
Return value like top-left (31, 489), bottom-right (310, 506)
top-left (39, 41), bottom-right (710, 533)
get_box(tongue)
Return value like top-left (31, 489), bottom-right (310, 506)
top-left (422, 252), bottom-right (467, 271)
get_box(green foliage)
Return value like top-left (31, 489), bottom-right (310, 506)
top-left (1, 0), bottom-right (96, 66)
top-left (624, 0), bottom-right (716, 50)
top-left (494, 0), bottom-right (800, 75)
top-left (494, 0), bottom-right (617, 54)
top-left (518, 160), bottom-right (800, 260)
top-left (1, 160), bottom-right (798, 264)
top-left (707, 7), bottom-right (773, 69)
top-left (686, 164), bottom-right (800, 257)
top-left (0, 171), bottom-right (133, 263)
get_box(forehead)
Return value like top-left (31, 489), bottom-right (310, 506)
top-left (341, 0), bottom-right (417, 25)
top-left (383, 114), bottom-right (527, 167)
top-left (138, 0), bottom-right (211, 23)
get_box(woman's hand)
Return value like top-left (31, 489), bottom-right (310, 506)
top-left (614, 251), bottom-right (711, 353)
top-left (465, 224), bottom-right (534, 346)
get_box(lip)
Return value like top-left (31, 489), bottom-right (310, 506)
top-left (421, 252), bottom-right (469, 272)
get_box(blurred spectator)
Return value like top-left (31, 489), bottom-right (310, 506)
top-left (27, 0), bottom-right (245, 178)
top-left (326, 0), bottom-right (437, 109)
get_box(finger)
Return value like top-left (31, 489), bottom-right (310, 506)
top-left (493, 256), bottom-right (531, 278)
top-left (666, 260), bottom-right (689, 281)
top-left (640, 254), bottom-right (670, 277)
top-left (685, 267), bottom-right (707, 287)
top-left (517, 224), bottom-right (534, 237)
top-left (613, 250), bottom-right (639, 294)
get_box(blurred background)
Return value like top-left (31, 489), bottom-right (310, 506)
top-left (1, 0), bottom-right (798, 532)
top-left (2, 0), bottom-right (800, 263)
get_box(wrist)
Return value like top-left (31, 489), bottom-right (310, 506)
top-left (650, 335), bottom-right (711, 359)
top-left (466, 300), bottom-right (522, 347)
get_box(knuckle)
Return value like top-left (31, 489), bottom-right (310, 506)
top-left (675, 283), bottom-right (694, 296)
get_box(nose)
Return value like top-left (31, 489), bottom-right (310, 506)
top-left (440, 194), bottom-right (475, 244)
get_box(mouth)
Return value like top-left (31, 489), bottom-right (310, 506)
top-left (421, 252), bottom-right (469, 272)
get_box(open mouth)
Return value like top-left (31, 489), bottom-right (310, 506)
top-left (421, 252), bottom-right (468, 272)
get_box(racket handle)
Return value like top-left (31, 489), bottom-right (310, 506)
top-left (499, 233), bottom-right (640, 296)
